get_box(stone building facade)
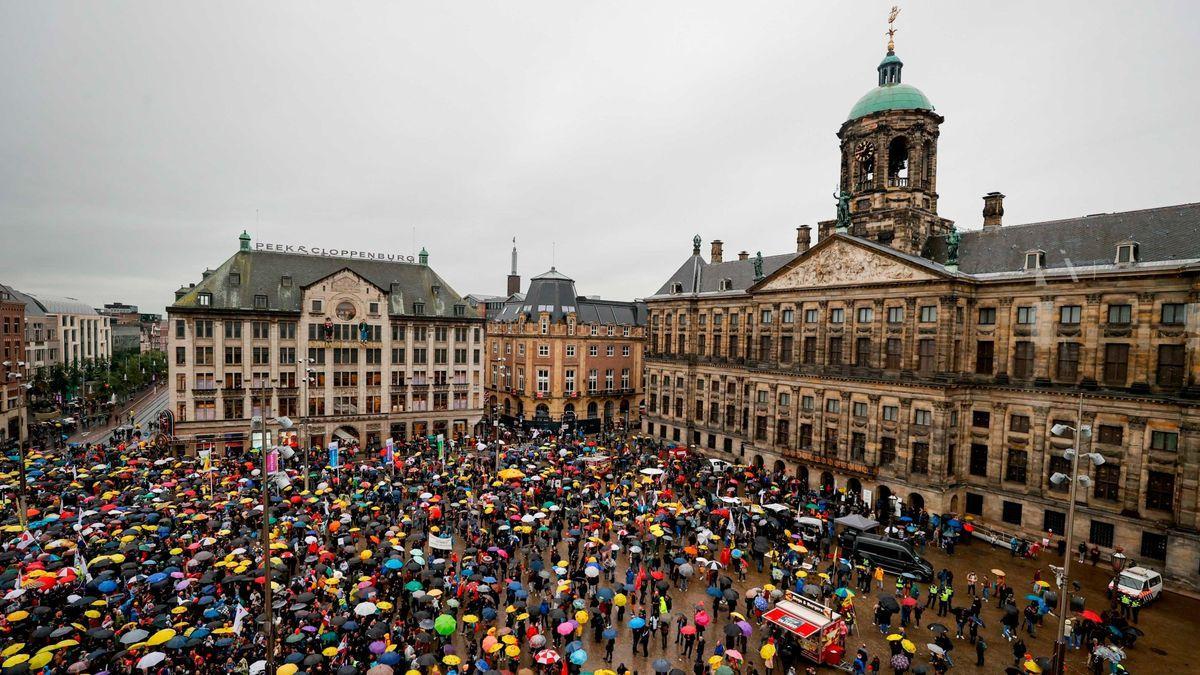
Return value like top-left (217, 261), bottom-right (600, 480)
top-left (485, 268), bottom-right (646, 434)
top-left (0, 285), bottom-right (27, 446)
top-left (643, 42), bottom-right (1200, 585)
top-left (168, 233), bottom-right (485, 454)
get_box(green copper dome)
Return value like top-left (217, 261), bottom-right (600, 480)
top-left (846, 50), bottom-right (934, 121)
top-left (847, 83), bottom-right (934, 120)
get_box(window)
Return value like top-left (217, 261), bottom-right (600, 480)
top-left (1157, 344), bottom-right (1185, 388)
top-left (882, 405), bottom-right (898, 422)
top-left (252, 347), bottom-right (270, 365)
top-left (917, 339), bottom-right (936, 373)
top-left (1141, 475), bottom-right (1182, 516)
top-left (565, 344), bottom-right (576, 358)
top-left (969, 443), bottom-right (988, 477)
top-left (311, 299), bottom-right (322, 313)
top-left (913, 409), bottom-right (931, 427)
top-left (977, 307), bottom-right (996, 325)
top-left (588, 345), bottom-right (598, 357)
top-left (1094, 464), bottom-right (1120, 501)
top-left (972, 410), bottom-right (990, 428)
top-left (1005, 449), bottom-right (1027, 484)
top-left (1097, 425), bottom-right (1123, 445)
top-left (874, 437), bottom-right (894, 465)
top-left (1047, 456), bottom-right (1071, 492)
top-left (1103, 343), bottom-right (1129, 385)
top-left (1016, 306), bottom-right (1037, 325)
top-left (1043, 510), bottom-right (1066, 537)
top-left (919, 306), bottom-right (937, 323)
top-left (536, 369), bottom-right (550, 394)
top-left (622, 345), bottom-right (631, 357)
top-left (1161, 303), bottom-right (1187, 325)
top-left (850, 432), bottom-right (866, 460)
top-left (253, 294), bottom-right (268, 309)
top-left (857, 307), bottom-right (873, 323)
top-left (175, 346), bottom-right (186, 365)
top-left (1009, 414), bottom-right (1030, 433)
top-left (830, 308), bottom-right (844, 324)
top-left (760, 309), bottom-right (772, 324)
top-left (887, 306), bottom-right (903, 324)
top-left (1150, 430), bottom-right (1178, 452)
top-left (880, 338), bottom-right (899, 370)
top-left (779, 392), bottom-right (791, 407)
top-left (965, 492), bottom-right (984, 516)
top-left (825, 398), bottom-right (840, 414)
top-left (224, 321), bottom-right (242, 339)
top-left (194, 320), bottom-right (213, 338)
top-left (537, 343), bottom-right (549, 357)
top-left (1001, 501), bottom-right (1023, 526)
top-left (1024, 251), bottom-right (1044, 270)
top-left (1059, 305), bottom-right (1081, 325)
top-left (1089, 520), bottom-right (1115, 548)
top-left (855, 338), bottom-right (871, 367)
top-left (412, 302), bottom-right (425, 316)
top-left (1013, 341), bottom-right (1035, 378)
top-left (224, 346), bottom-right (242, 365)
top-left (782, 309), bottom-right (794, 323)
top-left (975, 340), bottom-right (994, 375)
top-left (251, 321), bottom-right (269, 340)
top-left (801, 396), bottom-right (814, 412)
top-left (1056, 342), bottom-right (1080, 380)
top-left (755, 389), bottom-right (768, 404)
top-left (804, 308), bottom-right (818, 323)
top-left (175, 319), bottom-right (185, 338)
top-left (853, 401), bottom-right (867, 417)
top-left (1116, 242), bottom-right (1138, 264)
top-left (828, 337), bottom-right (842, 365)
top-left (823, 427), bottom-right (838, 455)
top-left (911, 442), bottom-right (929, 474)
top-left (1140, 532), bottom-right (1167, 561)
top-left (802, 336), bottom-right (816, 364)
top-left (1107, 304), bottom-right (1131, 324)
top-left (780, 335), bottom-right (793, 362)
top-left (198, 292), bottom-right (212, 307)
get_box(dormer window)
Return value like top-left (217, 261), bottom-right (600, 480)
top-left (253, 294), bottom-right (268, 309)
top-left (1116, 241), bottom-right (1139, 265)
top-left (670, 282), bottom-right (683, 294)
top-left (1023, 250), bottom-right (1045, 270)
top-left (229, 272), bottom-right (241, 286)
top-left (718, 278), bottom-right (733, 291)
top-left (413, 302), bottom-right (425, 316)
top-left (281, 275), bottom-right (292, 288)
top-left (198, 292), bottom-right (212, 307)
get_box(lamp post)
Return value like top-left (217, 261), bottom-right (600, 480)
top-left (1049, 395), bottom-right (1104, 675)
top-left (301, 359), bottom-right (316, 493)
top-left (253, 378), bottom-right (277, 675)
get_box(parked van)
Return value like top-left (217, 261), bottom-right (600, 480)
top-left (850, 534), bottom-right (934, 581)
top-left (1108, 566), bottom-right (1163, 603)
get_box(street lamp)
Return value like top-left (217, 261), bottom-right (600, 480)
top-left (1049, 412), bottom-right (1103, 675)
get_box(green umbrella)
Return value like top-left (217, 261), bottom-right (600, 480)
top-left (404, 580), bottom-right (423, 592)
top-left (434, 614), bottom-right (456, 636)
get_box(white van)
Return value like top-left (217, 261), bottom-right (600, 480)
top-left (708, 458), bottom-right (734, 473)
top-left (1107, 566), bottom-right (1163, 603)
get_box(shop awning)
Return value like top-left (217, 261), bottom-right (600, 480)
top-left (763, 603), bottom-right (823, 639)
top-left (333, 428), bottom-right (357, 443)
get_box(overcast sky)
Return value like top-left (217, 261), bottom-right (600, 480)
top-left (2, 1), bottom-right (1198, 315)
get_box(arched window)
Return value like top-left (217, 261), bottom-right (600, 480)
top-left (887, 136), bottom-right (909, 186)
top-left (587, 401), bottom-right (598, 418)
top-left (853, 140), bottom-right (876, 190)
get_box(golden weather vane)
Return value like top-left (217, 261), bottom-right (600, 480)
top-left (887, 5), bottom-right (900, 52)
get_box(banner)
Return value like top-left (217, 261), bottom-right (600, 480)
top-left (265, 450), bottom-right (279, 475)
top-left (437, 434), bottom-right (445, 460)
top-left (385, 438), bottom-right (395, 465)
top-left (428, 533), bottom-right (454, 551)
top-left (232, 604), bottom-right (250, 635)
top-left (328, 441), bottom-right (339, 469)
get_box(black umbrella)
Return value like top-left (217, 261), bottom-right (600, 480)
top-left (927, 623), bottom-right (948, 634)
top-left (877, 594), bottom-right (900, 612)
top-left (653, 659), bottom-right (671, 673)
top-left (723, 624), bottom-right (741, 637)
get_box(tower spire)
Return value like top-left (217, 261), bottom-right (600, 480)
top-left (886, 5), bottom-right (899, 53)
top-left (510, 236), bottom-right (518, 275)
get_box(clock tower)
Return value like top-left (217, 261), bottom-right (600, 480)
top-left (819, 16), bottom-right (954, 257)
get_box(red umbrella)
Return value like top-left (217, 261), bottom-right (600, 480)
top-left (901, 596), bottom-right (917, 607)
top-left (1079, 610), bottom-right (1102, 623)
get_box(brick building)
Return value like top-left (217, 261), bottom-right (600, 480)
top-left (643, 39), bottom-right (1200, 585)
top-left (0, 285), bottom-right (27, 446)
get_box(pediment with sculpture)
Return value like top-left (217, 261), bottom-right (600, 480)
top-left (755, 237), bottom-right (941, 291)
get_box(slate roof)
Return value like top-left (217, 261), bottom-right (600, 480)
top-left (928, 202), bottom-right (1200, 276)
top-left (7, 291), bottom-right (96, 316)
top-left (651, 253), bottom-right (799, 298)
top-left (171, 249), bottom-right (471, 318)
top-left (493, 268), bottom-right (645, 326)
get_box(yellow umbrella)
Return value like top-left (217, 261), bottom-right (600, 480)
top-left (2, 655), bottom-right (29, 668)
top-left (885, 634), bottom-right (903, 641)
top-left (901, 639), bottom-right (915, 654)
top-left (487, 643), bottom-right (504, 654)
top-left (505, 645), bottom-right (520, 658)
top-left (1024, 661), bottom-right (1042, 674)
top-left (1, 644), bottom-right (25, 657)
top-left (5, 611), bottom-right (28, 623)
top-left (323, 646), bottom-right (339, 657)
top-left (28, 653), bottom-right (52, 669)
top-left (708, 656), bottom-right (724, 667)
top-left (463, 614), bottom-right (479, 624)
top-left (277, 665), bottom-right (299, 675)
top-left (444, 656), bottom-right (462, 666)
top-left (759, 644), bottom-right (776, 660)
top-left (148, 629), bottom-right (176, 646)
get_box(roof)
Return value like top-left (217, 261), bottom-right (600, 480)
top-left (171, 249), bottom-right (471, 318)
top-left (847, 83), bottom-right (934, 121)
top-left (931, 202), bottom-right (1200, 275)
top-left (493, 268), bottom-right (645, 325)
top-left (15, 292), bottom-right (98, 316)
top-left (0, 284), bottom-right (27, 309)
top-left (651, 252), bottom-right (799, 298)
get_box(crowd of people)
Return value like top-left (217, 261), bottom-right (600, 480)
top-left (0, 426), bottom-right (1148, 674)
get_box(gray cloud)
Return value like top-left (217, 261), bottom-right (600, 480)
top-left (2, 1), bottom-right (1197, 314)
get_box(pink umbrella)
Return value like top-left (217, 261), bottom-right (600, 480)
top-left (694, 610), bottom-right (710, 627)
top-left (556, 621), bottom-right (577, 636)
top-left (726, 650), bottom-right (744, 661)
top-left (535, 649), bottom-right (561, 665)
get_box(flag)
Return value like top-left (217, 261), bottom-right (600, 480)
top-left (232, 603), bottom-right (250, 635)
top-left (384, 438), bottom-right (395, 466)
top-left (15, 531), bottom-right (34, 550)
top-left (328, 441), bottom-right (339, 469)
top-left (75, 546), bottom-right (92, 583)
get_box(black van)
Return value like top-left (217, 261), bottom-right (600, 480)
top-left (850, 534), bottom-right (934, 581)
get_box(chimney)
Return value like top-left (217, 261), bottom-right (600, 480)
top-left (737, 251), bottom-right (749, 261)
top-left (796, 225), bottom-right (812, 252)
top-left (710, 240), bottom-right (724, 264)
top-left (982, 192), bottom-right (1005, 230)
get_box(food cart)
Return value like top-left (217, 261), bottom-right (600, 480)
top-left (580, 454), bottom-right (613, 477)
top-left (763, 591), bottom-right (847, 668)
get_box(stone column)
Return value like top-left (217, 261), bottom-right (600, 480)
top-left (1132, 293), bottom-right (1155, 388)
top-left (930, 401), bottom-right (953, 479)
top-left (903, 298), bottom-right (917, 372)
top-left (988, 402), bottom-right (1007, 487)
top-left (1179, 420), bottom-right (1200, 531)
top-left (937, 296), bottom-right (957, 374)
top-left (897, 398), bottom-right (913, 480)
top-left (1029, 406), bottom-right (1050, 498)
top-left (838, 391), bottom-right (852, 461)
top-left (872, 300), bottom-right (885, 369)
top-left (996, 298), bottom-right (1014, 378)
top-left (1081, 293), bottom-right (1102, 385)
top-left (1036, 296), bottom-right (1056, 380)
top-left (815, 301), bottom-right (828, 365)
top-left (867, 393), bottom-right (882, 465)
top-left (1121, 416), bottom-right (1148, 514)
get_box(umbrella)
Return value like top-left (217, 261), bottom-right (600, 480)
top-left (535, 649), bottom-right (561, 665)
top-left (653, 659), bottom-right (671, 672)
top-left (927, 622), bottom-right (948, 634)
top-left (569, 650), bottom-right (588, 666)
top-left (136, 652), bottom-right (167, 670)
top-left (927, 644), bottom-right (944, 655)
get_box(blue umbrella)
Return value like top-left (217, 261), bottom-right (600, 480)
top-left (475, 659), bottom-right (491, 672)
top-left (596, 588), bottom-right (614, 600)
top-left (629, 617), bottom-right (646, 629)
top-left (98, 580), bottom-right (118, 594)
top-left (380, 652), bottom-right (402, 665)
top-left (570, 650), bottom-right (588, 665)
top-left (215, 638), bottom-right (234, 647)
top-left (602, 628), bottom-right (617, 640)
top-left (565, 640), bottom-right (583, 654)
top-left (343, 620), bottom-right (359, 631)
top-left (507, 581), bottom-right (523, 590)
top-left (147, 572), bottom-right (168, 584)
top-left (482, 576), bottom-right (497, 584)
top-left (482, 607), bottom-right (497, 620)
top-left (706, 586), bottom-right (722, 598)
top-left (190, 628), bottom-right (211, 639)
top-left (384, 558), bottom-right (403, 571)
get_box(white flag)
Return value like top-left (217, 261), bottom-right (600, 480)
top-left (232, 603), bottom-right (250, 635)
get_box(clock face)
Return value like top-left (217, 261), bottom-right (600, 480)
top-left (854, 140), bottom-right (875, 163)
